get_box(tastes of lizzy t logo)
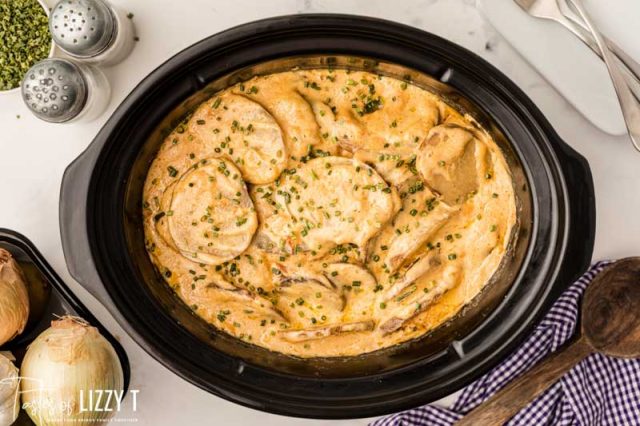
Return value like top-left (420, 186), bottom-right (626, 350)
top-left (2, 375), bottom-right (140, 423)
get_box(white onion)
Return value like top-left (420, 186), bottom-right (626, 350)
top-left (0, 248), bottom-right (30, 346)
top-left (0, 352), bottom-right (19, 426)
top-left (21, 317), bottom-right (124, 426)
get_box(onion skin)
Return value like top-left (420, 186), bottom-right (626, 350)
top-left (20, 317), bottom-right (124, 426)
top-left (0, 249), bottom-right (30, 346)
top-left (0, 353), bottom-right (19, 426)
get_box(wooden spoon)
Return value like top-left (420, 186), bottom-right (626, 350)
top-left (458, 257), bottom-right (640, 426)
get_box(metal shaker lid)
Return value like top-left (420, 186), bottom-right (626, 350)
top-left (49, 0), bottom-right (116, 57)
top-left (21, 58), bottom-right (88, 123)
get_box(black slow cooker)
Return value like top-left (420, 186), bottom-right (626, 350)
top-left (59, 15), bottom-right (595, 419)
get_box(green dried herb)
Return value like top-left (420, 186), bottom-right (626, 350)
top-left (0, 0), bottom-right (52, 91)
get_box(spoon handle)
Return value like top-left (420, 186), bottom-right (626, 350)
top-left (457, 337), bottom-right (592, 426)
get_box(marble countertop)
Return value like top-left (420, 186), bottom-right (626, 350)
top-left (1, 0), bottom-right (638, 425)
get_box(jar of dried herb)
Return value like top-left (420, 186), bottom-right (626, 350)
top-left (0, 0), bottom-right (54, 92)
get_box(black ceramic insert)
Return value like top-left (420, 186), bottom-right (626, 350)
top-left (59, 15), bottom-right (595, 419)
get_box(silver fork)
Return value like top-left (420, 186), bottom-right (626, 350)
top-left (568, 0), bottom-right (640, 151)
top-left (558, 0), bottom-right (640, 99)
top-left (513, 0), bottom-right (640, 103)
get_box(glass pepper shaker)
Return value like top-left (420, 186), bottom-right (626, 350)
top-left (49, 0), bottom-right (135, 66)
top-left (21, 58), bottom-right (111, 123)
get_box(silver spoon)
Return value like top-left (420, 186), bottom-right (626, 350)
top-left (568, 0), bottom-right (640, 151)
top-left (514, 0), bottom-right (640, 100)
top-left (557, 0), bottom-right (640, 96)
top-left (513, 0), bottom-right (640, 135)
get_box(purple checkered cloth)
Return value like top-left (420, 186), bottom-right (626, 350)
top-left (373, 261), bottom-right (640, 426)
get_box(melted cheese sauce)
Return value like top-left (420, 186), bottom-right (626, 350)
top-left (142, 69), bottom-right (517, 357)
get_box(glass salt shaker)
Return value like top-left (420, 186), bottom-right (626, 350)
top-left (21, 58), bottom-right (111, 123)
top-left (49, 0), bottom-right (135, 66)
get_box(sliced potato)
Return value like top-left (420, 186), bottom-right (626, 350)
top-left (323, 263), bottom-right (380, 320)
top-left (263, 157), bottom-right (400, 254)
top-left (188, 93), bottom-right (287, 184)
top-left (280, 320), bottom-right (375, 343)
top-left (416, 123), bottom-right (489, 204)
top-left (157, 158), bottom-right (258, 265)
top-left (232, 75), bottom-right (338, 161)
top-left (275, 276), bottom-right (345, 328)
top-left (383, 252), bottom-right (442, 302)
top-left (190, 281), bottom-right (285, 333)
top-left (367, 178), bottom-right (458, 283)
top-left (273, 262), bottom-right (380, 330)
top-left (380, 264), bottom-right (461, 333)
top-left (304, 93), bottom-right (367, 152)
top-left (352, 150), bottom-right (419, 187)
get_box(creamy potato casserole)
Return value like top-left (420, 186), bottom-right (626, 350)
top-left (142, 69), bottom-right (516, 357)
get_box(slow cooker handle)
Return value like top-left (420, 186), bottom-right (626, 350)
top-left (551, 141), bottom-right (596, 299)
top-left (59, 143), bottom-right (114, 308)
